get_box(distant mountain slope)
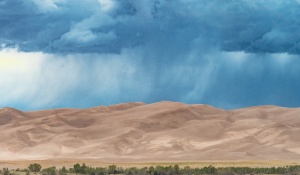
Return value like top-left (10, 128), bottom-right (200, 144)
top-left (0, 101), bottom-right (300, 161)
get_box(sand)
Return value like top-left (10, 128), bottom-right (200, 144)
top-left (0, 101), bottom-right (300, 168)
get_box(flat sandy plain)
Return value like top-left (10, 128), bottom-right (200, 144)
top-left (1, 160), bottom-right (300, 169)
top-left (1, 101), bottom-right (300, 168)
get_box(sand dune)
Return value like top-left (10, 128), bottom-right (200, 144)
top-left (0, 101), bottom-right (300, 161)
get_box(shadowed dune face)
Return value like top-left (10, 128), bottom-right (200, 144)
top-left (0, 101), bottom-right (300, 161)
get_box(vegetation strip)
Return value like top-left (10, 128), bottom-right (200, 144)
top-left (2, 163), bottom-right (300, 175)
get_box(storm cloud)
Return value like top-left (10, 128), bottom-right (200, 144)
top-left (0, 0), bottom-right (300, 110)
top-left (1, 0), bottom-right (300, 54)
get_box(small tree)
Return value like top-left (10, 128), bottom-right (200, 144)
top-left (148, 166), bottom-right (155, 175)
top-left (3, 168), bottom-right (10, 175)
top-left (174, 165), bottom-right (180, 174)
top-left (28, 163), bottom-right (42, 172)
top-left (73, 163), bottom-right (88, 174)
top-left (59, 166), bottom-right (68, 175)
top-left (42, 166), bottom-right (56, 175)
top-left (108, 165), bottom-right (117, 174)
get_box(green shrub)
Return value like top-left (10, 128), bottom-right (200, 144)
top-left (59, 166), bottom-right (68, 175)
top-left (42, 166), bottom-right (56, 175)
top-left (28, 163), bottom-right (42, 172)
top-left (3, 168), bottom-right (10, 175)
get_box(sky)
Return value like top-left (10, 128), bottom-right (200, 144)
top-left (1, 0), bottom-right (300, 111)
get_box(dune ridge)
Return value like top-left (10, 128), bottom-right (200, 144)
top-left (0, 101), bottom-right (300, 161)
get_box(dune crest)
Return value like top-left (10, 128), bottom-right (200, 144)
top-left (0, 102), bottom-right (300, 161)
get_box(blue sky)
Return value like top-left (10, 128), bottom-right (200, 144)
top-left (1, 0), bottom-right (300, 110)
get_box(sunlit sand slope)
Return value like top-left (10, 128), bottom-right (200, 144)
top-left (0, 102), bottom-right (300, 161)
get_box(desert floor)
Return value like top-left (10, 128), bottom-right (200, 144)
top-left (1, 159), bottom-right (300, 169)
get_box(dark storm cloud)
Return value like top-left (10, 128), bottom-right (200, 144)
top-left (1, 0), bottom-right (300, 54)
top-left (1, 0), bottom-right (300, 110)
